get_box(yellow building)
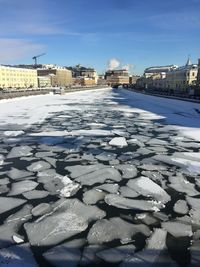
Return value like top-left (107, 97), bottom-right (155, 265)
top-left (0, 65), bottom-right (38, 89)
top-left (166, 60), bottom-right (198, 92)
top-left (37, 67), bottom-right (72, 87)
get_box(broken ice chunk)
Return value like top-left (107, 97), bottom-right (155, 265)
top-left (162, 221), bottom-right (192, 237)
top-left (25, 212), bottom-right (88, 247)
top-left (83, 189), bottom-right (106, 205)
top-left (7, 167), bottom-right (34, 180)
top-left (127, 176), bottom-right (171, 204)
top-left (105, 194), bottom-right (163, 211)
top-left (7, 146), bottom-right (32, 158)
top-left (65, 164), bottom-right (105, 179)
top-left (119, 186), bottom-right (139, 198)
top-left (0, 197), bottom-right (26, 214)
top-left (95, 152), bottom-right (117, 161)
top-left (115, 164), bottom-right (137, 179)
top-left (0, 155), bottom-right (4, 165)
top-left (8, 180), bottom-right (38, 196)
top-left (87, 217), bottom-right (150, 245)
top-left (24, 198), bottom-right (105, 246)
top-left (23, 190), bottom-right (49, 199)
top-left (109, 137), bottom-right (128, 147)
top-left (0, 204), bottom-right (32, 248)
top-left (59, 176), bottom-right (80, 198)
top-left (27, 161), bottom-right (51, 172)
top-left (4, 130), bottom-right (25, 137)
top-left (94, 183), bottom-right (119, 194)
top-left (75, 168), bottom-right (121, 186)
top-left (31, 203), bottom-right (51, 217)
top-left (168, 174), bottom-right (199, 196)
top-left (173, 200), bottom-right (188, 215)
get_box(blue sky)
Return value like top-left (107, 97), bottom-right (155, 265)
top-left (0, 0), bottom-right (200, 74)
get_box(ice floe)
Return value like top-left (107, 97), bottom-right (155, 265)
top-left (7, 168), bottom-right (34, 180)
top-left (173, 200), bottom-right (189, 215)
top-left (127, 176), bottom-right (171, 204)
top-left (0, 204), bottom-right (32, 248)
top-left (115, 164), bottom-right (137, 179)
top-left (24, 198), bottom-right (105, 246)
top-left (65, 164), bottom-right (105, 179)
top-left (31, 203), bottom-right (51, 217)
top-left (162, 221), bottom-right (192, 237)
top-left (0, 197), bottom-right (26, 214)
top-left (8, 180), bottom-right (38, 196)
top-left (4, 130), bottom-right (25, 137)
top-left (83, 189), bottom-right (106, 205)
top-left (105, 194), bottom-right (163, 211)
top-left (87, 217), bottom-right (151, 245)
top-left (23, 190), bottom-right (49, 199)
top-left (75, 167), bottom-right (121, 186)
top-left (168, 174), bottom-right (199, 196)
top-left (109, 137), bottom-right (128, 147)
top-left (7, 146), bottom-right (32, 158)
top-left (27, 161), bottom-right (51, 172)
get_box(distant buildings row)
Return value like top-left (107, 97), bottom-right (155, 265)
top-left (1, 57), bottom-right (200, 92)
top-left (0, 64), bottom-right (98, 89)
top-left (136, 58), bottom-right (200, 94)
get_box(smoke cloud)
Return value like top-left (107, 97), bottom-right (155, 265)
top-left (122, 64), bottom-right (134, 71)
top-left (107, 58), bottom-right (120, 70)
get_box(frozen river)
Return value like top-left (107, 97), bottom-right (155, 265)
top-left (0, 87), bottom-right (200, 267)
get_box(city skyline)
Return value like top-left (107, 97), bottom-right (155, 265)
top-left (0, 0), bottom-right (200, 74)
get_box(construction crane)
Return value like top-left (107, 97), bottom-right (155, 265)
top-left (32, 53), bottom-right (46, 65)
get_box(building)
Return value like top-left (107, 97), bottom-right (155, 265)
top-left (97, 74), bottom-right (107, 86)
top-left (66, 65), bottom-right (98, 85)
top-left (165, 59), bottom-right (198, 92)
top-left (144, 65), bottom-right (178, 77)
top-left (37, 66), bottom-right (72, 87)
top-left (105, 69), bottom-right (129, 86)
top-left (38, 76), bottom-right (51, 88)
top-left (0, 65), bottom-right (38, 89)
top-left (197, 58), bottom-right (200, 86)
top-left (129, 75), bottom-right (140, 85)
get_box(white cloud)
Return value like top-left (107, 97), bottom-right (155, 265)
top-left (0, 38), bottom-right (44, 63)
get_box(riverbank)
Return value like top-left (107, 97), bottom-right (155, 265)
top-left (0, 85), bottom-right (109, 100)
